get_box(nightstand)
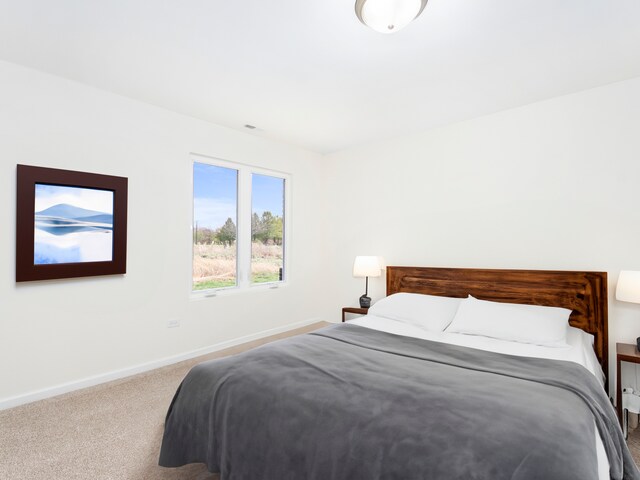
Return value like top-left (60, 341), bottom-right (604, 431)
top-left (342, 307), bottom-right (369, 322)
top-left (616, 343), bottom-right (640, 425)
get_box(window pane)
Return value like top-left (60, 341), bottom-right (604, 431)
top-left (251, 174), bottom-right (284, 284)
top-left (193, 162), bottom-right (238, 290)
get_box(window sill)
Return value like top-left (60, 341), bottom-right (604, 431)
top-left (189, 281), bottom-right (289, 301)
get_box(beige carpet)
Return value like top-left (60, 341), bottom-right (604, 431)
top-left (0, 322), bottom-right (327, 480)
top-left (2, 321), bottom-right (640, 479)
top-left (627, 422), bottom-right (640, 466)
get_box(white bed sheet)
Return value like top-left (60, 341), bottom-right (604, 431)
top-left (347, 315), bottom-right (609, 480)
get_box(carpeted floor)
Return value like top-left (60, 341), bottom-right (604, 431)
top-left (2, 321), bottom-right (640, 479)
top-left (0, 322), bottom-right (327, 480)
top-left (627, 423), bottom-right (640, 466)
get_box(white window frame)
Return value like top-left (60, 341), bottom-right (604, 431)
top-left (190, 153), bottom-right (291, 299)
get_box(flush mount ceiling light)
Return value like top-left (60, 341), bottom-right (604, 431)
top-left (355, 0), bottom-right (428, 34)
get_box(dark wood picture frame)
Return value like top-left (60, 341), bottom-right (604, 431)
top-left (16, 164), bottom-right (128, 282)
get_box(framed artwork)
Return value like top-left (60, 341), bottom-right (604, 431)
top-left (16, 165), bottom-right (128, 282)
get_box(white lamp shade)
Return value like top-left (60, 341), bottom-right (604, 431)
top-left (356, 0), bottom-right (425, 34)
top-left (353, 256), bottom-right (383, 278)
top-left (616, 271), bottom-right (640, 304)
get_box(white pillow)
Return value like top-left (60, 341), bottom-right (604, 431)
top-left (445, 296), bottom-right (571, 347)
top-left (368, 292), bottom-right (462, 332)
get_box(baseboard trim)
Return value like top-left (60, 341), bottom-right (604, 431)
top-left (0, 317), bottom-right (322, 411)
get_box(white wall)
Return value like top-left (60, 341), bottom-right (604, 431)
top-left (3, 59), bottom-right (640, 406)
top-left (325, 76), bottom-right (640, 390)
top-left (0, 60), bottom-right (329, 406)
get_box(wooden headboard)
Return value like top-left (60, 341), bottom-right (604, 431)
top-left (387, 267), bottom-right (608, 386)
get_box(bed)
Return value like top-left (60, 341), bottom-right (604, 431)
top-left (159, 267), bottom-right (639, 479)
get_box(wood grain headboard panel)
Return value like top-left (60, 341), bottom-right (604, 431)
top-left (387, 267), bottom-right (608, 385)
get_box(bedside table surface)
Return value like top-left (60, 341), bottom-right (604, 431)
top-left (343, 307), bottom-right (369, 314)
top-left (617, 343), bottom-right (640, 361)
top-left (341, 307), bottom-right (369, 322)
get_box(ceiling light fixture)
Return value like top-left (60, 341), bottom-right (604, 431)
top-left (355, 0), bottom-right (428, 34)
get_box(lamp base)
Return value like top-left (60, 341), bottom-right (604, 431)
top-left (359, 295), bottom-right (371, 308)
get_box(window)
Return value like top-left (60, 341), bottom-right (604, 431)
top-left (192, 162), bottom-right (238, 290)
top-left (192, 156), bottom-right (289, 293)
top-left (251, 174), bottom-right (285, 284)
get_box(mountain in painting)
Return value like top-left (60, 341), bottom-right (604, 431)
top-left (36, 203), bottom-right (112, 222)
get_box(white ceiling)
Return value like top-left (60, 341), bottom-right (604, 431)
top-left (1, 0), bottom-right (639, 154)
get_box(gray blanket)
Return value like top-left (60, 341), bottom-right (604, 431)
top-left (159, 324), bottom-right (638, 479)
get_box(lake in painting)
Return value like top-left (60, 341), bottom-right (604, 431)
top-left (34, 184), bottom-right (114, 265)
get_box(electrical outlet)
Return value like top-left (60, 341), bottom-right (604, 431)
top-left (167, 318), bottom-right (180, 328)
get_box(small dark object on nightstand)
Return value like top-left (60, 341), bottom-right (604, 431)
top-left (359, 294), bottom-right (371, 308)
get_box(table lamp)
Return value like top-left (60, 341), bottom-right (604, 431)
top-left (616, 270), bottom-right (640, 350)
top-left (353, 256), bottom-right (383, 308)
